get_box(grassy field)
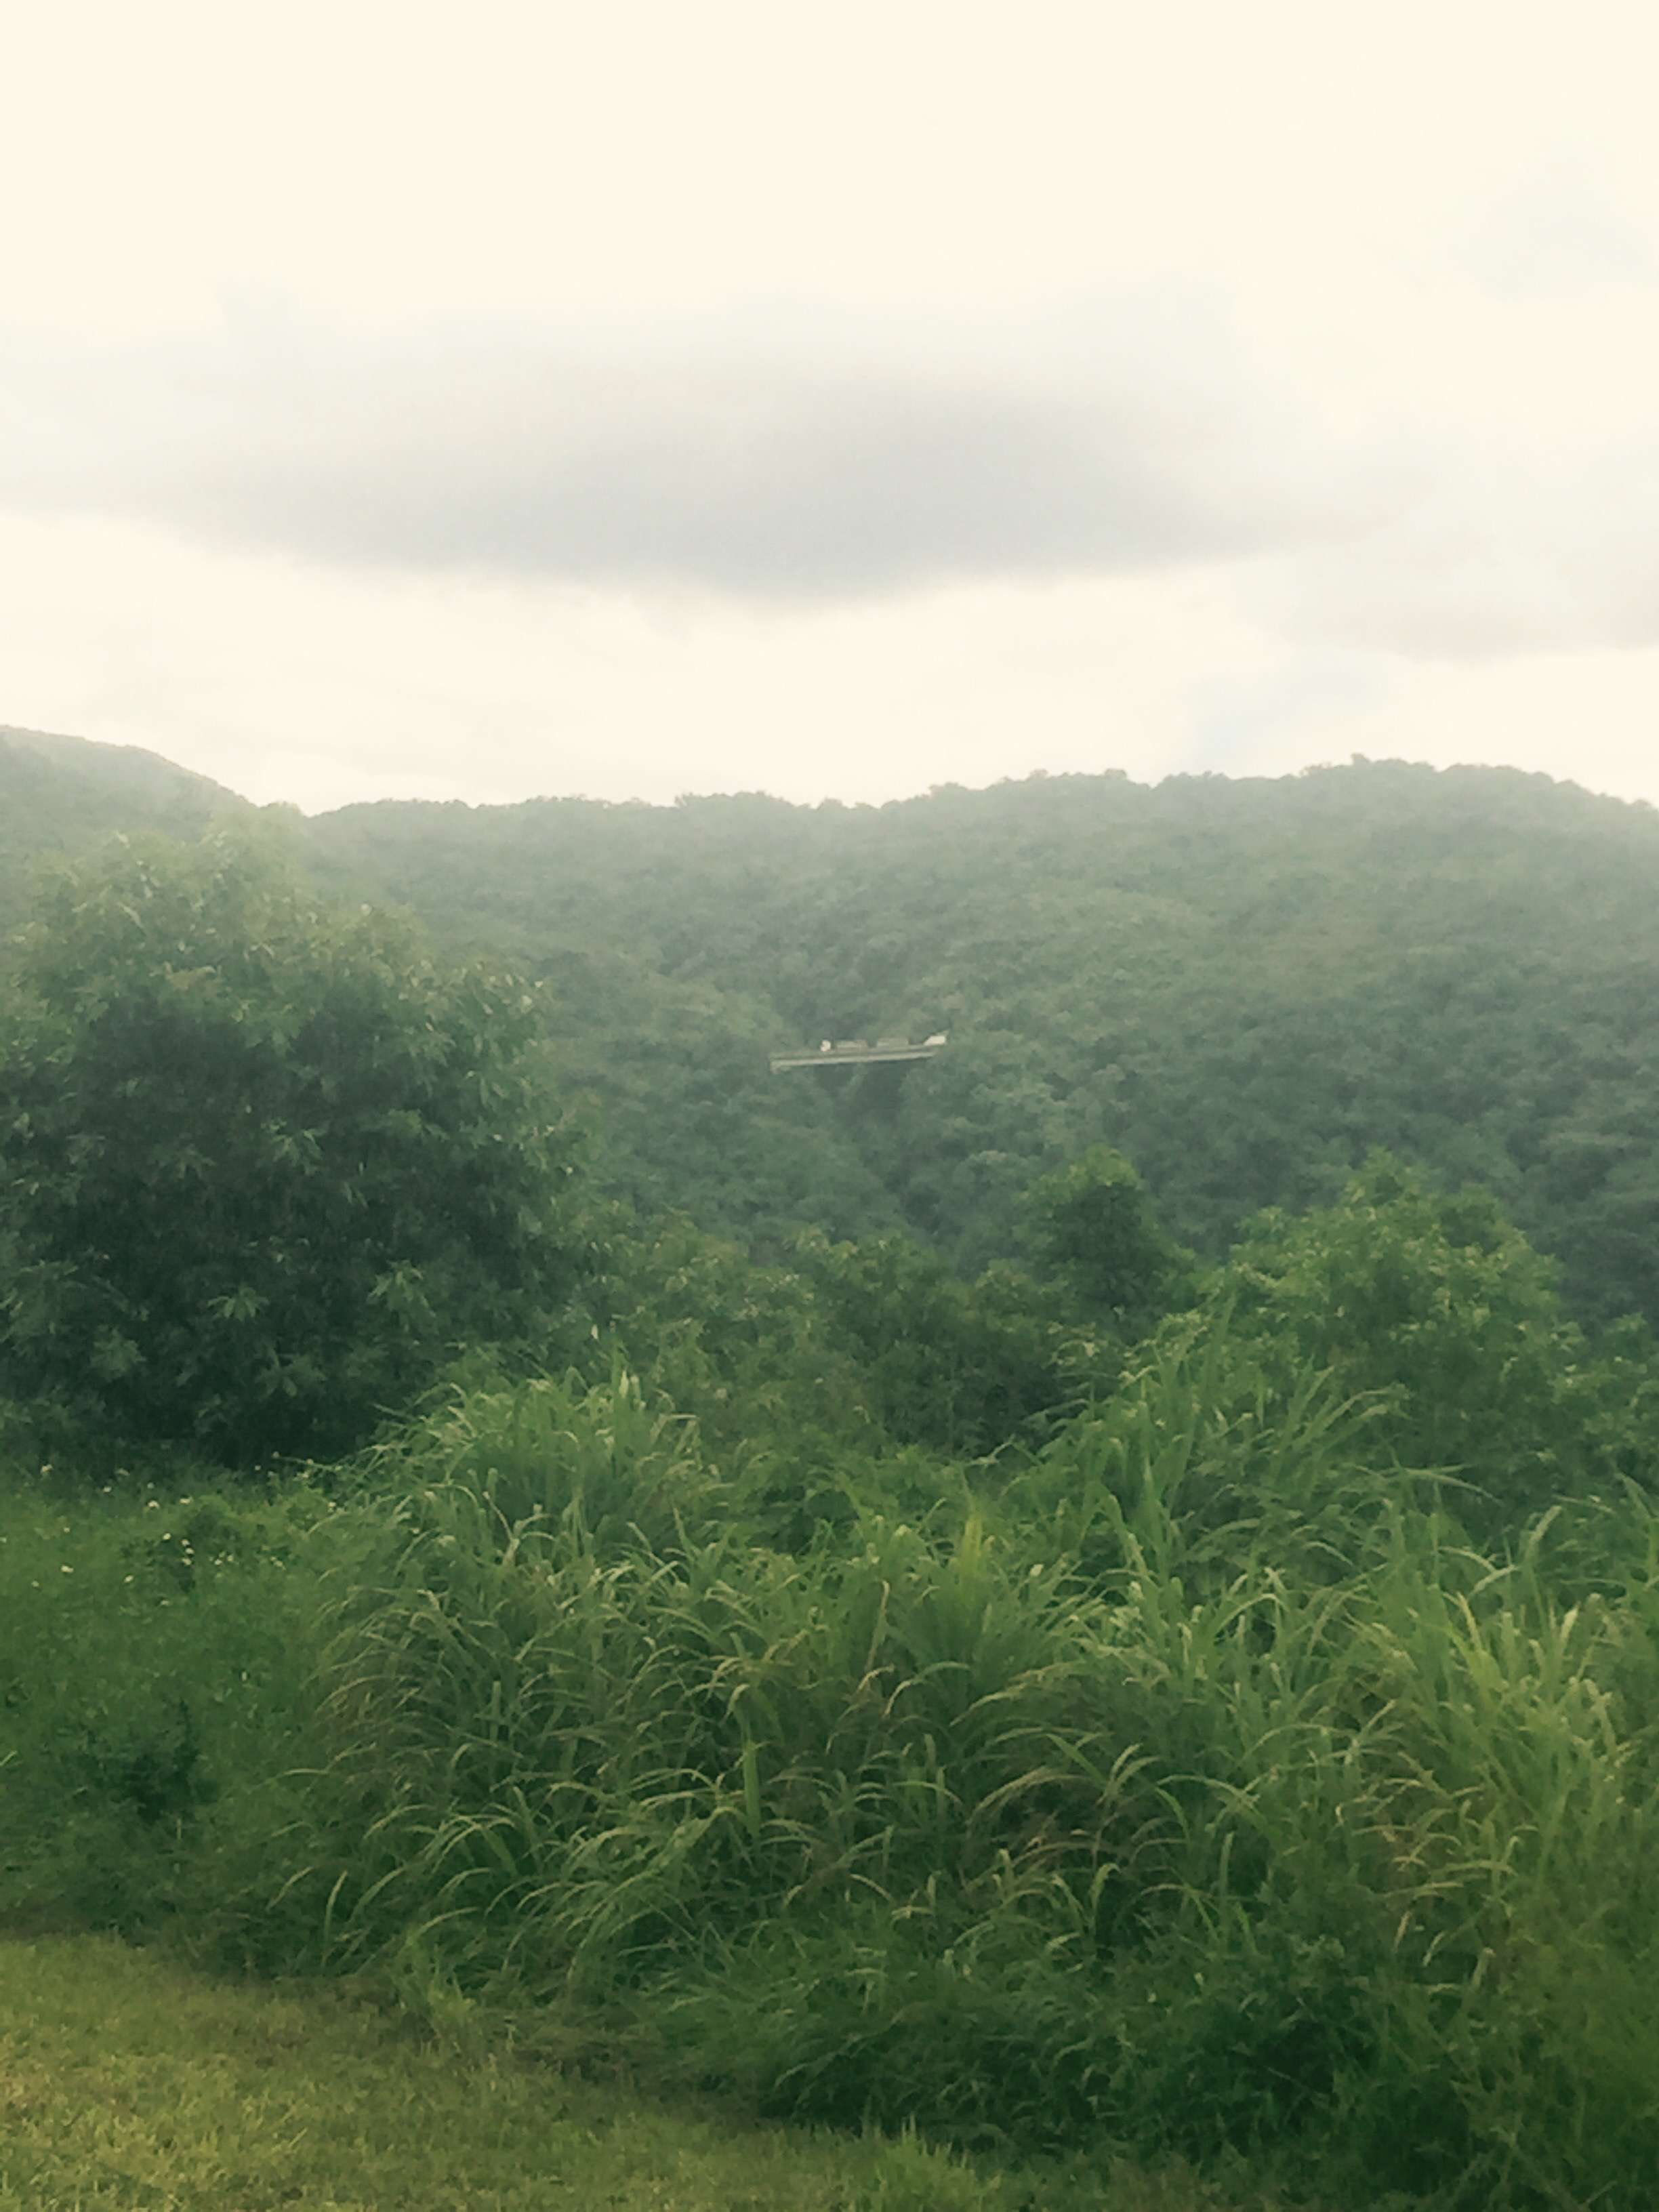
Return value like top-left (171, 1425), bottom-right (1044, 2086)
top-left (0, 1936), bottom-right (1275, 2212)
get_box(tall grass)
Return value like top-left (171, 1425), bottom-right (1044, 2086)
top-left (197, 1349), bottom-right (1659, 2207)
top-left (7, 1332), bottom-right (1659, 2203)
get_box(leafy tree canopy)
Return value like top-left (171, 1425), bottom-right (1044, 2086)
top-left (1210, 1153), bottom-right (1650, 1525)
top-left (1023, 1145), bottom-right (1193, 1333)
top-left (289, 759), bottom-right (1659, 1330)
top-left (0, 829), bottom-right (587, 1462)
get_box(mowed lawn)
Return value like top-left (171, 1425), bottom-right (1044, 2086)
top-left (0, 1936), bottom-right (1262, 2212)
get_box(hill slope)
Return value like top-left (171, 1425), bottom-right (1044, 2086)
top-left (2, 732), bottom-right (1655, 1328)
top-left (300, 760), bottom-right (1659, 1330)
top-left (0, 724), bottom-right (246, 926)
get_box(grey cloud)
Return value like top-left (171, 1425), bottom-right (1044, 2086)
top-left (7, 300), bottom-right (1659, 662)
top-left (201, 371), bottom-right (1239, 590)
top-left (0, 306), bottom-right (1345, 595)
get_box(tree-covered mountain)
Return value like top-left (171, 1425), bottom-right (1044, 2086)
top-left (5, 731), bottom-right (1658, 1329)
top-left (300, 760), bottom-right (1659, 1329)
top-left (0, 724), bottom-right (246, 926)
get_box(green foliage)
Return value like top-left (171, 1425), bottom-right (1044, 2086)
top-left (0, 830), bottom-right (587, 1461)
top-left (15, 745), bottom-right (1659, 1336)
top-left (787, 1229), bottom-right (1076, 1457)
top-left (576, 1210), bottom-right (1082, 1522)
top-left (1025, 1147), bottom-right (1194, 1333)
top-left (9, 934), bottom-right (1659, 2209)
top-left (1212, 1155), bottom-right (1657, 1531)
top-left (346, 1364), bottom-right (721, 1562)
top-left (581, 1210), bottom-right (882, 1458)
top-left (1001, 1322), bottom-right (1405, 1595)
top-left (8, 1343), bottom-right (1659, 2203)
top-left (197, 1322), bottom-right (1659, 2205)
top-left (0, 1461), bottom-right (324, 1935)
top-left (295, 760), bottom-right (1659, 1332)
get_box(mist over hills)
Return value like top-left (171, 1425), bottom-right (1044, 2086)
top-left (5, 724), bottom-right (1658, 1329)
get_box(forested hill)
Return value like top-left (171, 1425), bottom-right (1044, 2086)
top-left (0, 724), bottom-right (244, 925)
top-left (4, 732), bottom-right (1658, 1329)
top-left (300, 760), bottom-right (1659, 1330)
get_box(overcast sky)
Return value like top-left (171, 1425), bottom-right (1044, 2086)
top-left (5, 0), bottom-right (1659, 812)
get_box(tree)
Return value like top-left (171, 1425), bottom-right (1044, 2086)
top-left (788, 1227), bottom-right (1067, 1456)
top-left (0, 830), bottom-right (587, 1462)
top-left (1023, 1146), bottom-right (1192, 1336)
top-left (1214, 1155), bottom-right (1597, 1523)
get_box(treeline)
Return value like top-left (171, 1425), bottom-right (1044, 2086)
top-left (7, 832), bottom-right (1659, 2206)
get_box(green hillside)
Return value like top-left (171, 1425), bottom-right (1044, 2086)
top-left (301, 760), bottom-right (1659, 1330)
top-left (5, 732), bottom-right (1656, 1328)
top-left (0, 725), bottom-right (245, 926)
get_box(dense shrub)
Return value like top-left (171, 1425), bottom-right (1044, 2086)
top-left (1023, 1146), bottom-right (1195, 1335)
top-left (1214, 1155), bottom-right (1659, 1533)
top-left (787, 1228), bottom-right (1074, 1456)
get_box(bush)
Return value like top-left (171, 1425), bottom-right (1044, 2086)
top-left (1213, 1154), bottom-right (1659, 1533)
top-left (13, 1154), bottom-right (1659, 2205)
top-left (1024, 1148), bottom-right (1194, 1336)
top-left (789, 1228), bottom-right (1072, 1456)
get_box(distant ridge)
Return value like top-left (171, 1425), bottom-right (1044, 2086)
top-left (0, 724), bottom-right (247, 924)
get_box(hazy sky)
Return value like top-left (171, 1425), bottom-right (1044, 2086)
top-left (5, 0), bottom-right (1659, 811)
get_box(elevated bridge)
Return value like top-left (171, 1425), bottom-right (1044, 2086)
top-left (770, 1033), bottom-right (947, 1072)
